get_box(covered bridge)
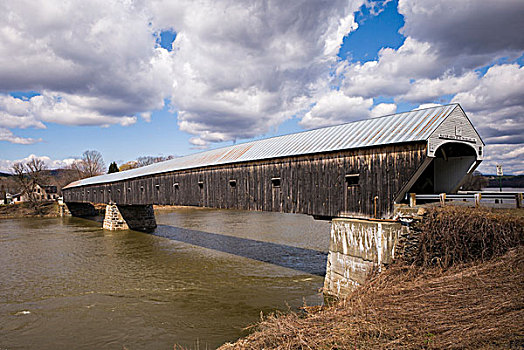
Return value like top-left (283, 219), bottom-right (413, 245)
top-left (63, 104), bottom-right (484, 220)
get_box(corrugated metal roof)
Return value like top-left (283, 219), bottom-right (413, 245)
top-left (65, 104), bottom-right (459, 188)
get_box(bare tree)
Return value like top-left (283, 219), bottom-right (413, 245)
top-left (12, 158), bottom-right (48, 208)
top-left (51, 168), bottom-right (84, 195)
top-left (461, 171), bottom-right (489, 191)
top-left (71, 150), bottom-right (105, 179)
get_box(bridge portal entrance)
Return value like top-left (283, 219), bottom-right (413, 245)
top-left (405, 142), bottom-right (479, 196)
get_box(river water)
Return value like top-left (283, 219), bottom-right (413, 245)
top-left (0, 208), bottom-right (330, 349)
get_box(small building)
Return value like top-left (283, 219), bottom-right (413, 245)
top-left (13, 184), bottom-right (59, 203)
top-left (0, 193), bottom-right (13, 205)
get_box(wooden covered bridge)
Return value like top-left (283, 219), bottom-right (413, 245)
top-left (63, 104), bottom-right (484, 229)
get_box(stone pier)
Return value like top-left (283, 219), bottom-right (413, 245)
top-left (67, 202), bottom-right (157, 232)
top-left (103, 204), bottom-right (129, 230)
top-left (59, 203), bottom-right (71, 217)
top-left (112, 204), bottom-right (157, 232)
top-left (324, 218), bottom-right (411, 298)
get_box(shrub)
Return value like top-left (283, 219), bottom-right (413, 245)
top-left (413, 206), bottom-right (524, 268)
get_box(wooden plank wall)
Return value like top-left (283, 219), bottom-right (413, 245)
top-left (64, 142), bottom-right (427, 219)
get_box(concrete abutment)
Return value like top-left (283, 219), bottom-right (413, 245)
top-left (323, 218), bottom-right (416, 299)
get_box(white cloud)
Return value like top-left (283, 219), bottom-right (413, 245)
top-left (452, 64), bottom-right (524, 144)
top-left (478, 144), bottom-right (524, 175)
top-left (416, 103), bottom-right (442, 110)
top-left (0, 92), bottom-right (137, 128)
top-left (140, 112), bottom-right (152, 123)
top-left (1, 0), bottom-right (368, 145)
top-left (399, 0), bottom-right (524, 63)
top-left (0, 0), bottom-right (522, 174)
top-left (299, 91), bottom-right (399, 128)
top-left (335, 0), bottom-right (524, 105)
top-left (400, 72), bottom-right (479, 103)
top-left (154, 0), bottom-right (365, 144)
top-left (339, 38), bottom-right (444, 99)
top-left (0, 128), bottom-right (41, 145)
top-left (370, 103), bottom-right (397, 118)
top-left (0, 154), bottom-right (79, 173)
top-left (0, 0), bottom-right (172, 135)
top-left (300, 90), bottom-right (373, 128)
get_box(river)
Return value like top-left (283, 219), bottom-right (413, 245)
top-left (0, 208), bottom-right (330, 349)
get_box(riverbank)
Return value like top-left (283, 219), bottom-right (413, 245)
top-left (221, 247), bottom-right (523, 349)
top-left (0, 201), bottom-right (60, 219)
top-left (221, 207), bottom-right (524, 349)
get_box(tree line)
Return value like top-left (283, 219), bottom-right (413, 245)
top-left (2, 151), bottom-right (176, 207)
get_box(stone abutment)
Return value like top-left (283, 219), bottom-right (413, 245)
top-left (324, 217), bottom-right (416, 299)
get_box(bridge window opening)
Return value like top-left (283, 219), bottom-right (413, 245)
top-left (100, 189), bottom-right (103, 193)
top-left (140, 186), bottom-right (144, 192)
top-left (127, 188), bottom-right (131, 193)
top-left (155, 184), bottom-right (160, 190)
top-left (229, 179), bottom-right (237, 188)
top-left (198, 181), bottom-right (204, 189)
top-left (108, 189), bottom-right (111, 193)
top-left (173, 183), bottom-right (179, 190)
top-left (87, 190), bottom-right (89, 194)
top-left (117, 189), bottom-right (120, 193)
top-left (271, 177), bottom-right (281, 188)
top-left (345, 174), bottom-right (359, 187)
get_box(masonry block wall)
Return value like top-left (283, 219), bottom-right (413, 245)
top-left (103, 204), bottom-right (129, 230)
top-left (324, 218), bottom-right (411, 298)
top-left (116, 204), bottom-right (157, 232)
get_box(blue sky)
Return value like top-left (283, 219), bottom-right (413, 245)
top-left (1, 0), bottom-right (523, 174)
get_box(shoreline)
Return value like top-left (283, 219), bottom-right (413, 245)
top-left (0, 203), bottom-right (220, 220)
top-left (0, 202), bottom-right (60, 219)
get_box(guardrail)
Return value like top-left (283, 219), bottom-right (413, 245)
top-left (408, 192), bottom-right (523, 208)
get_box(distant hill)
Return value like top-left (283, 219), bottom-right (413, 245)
top-left (486, 175), bottom-right (524, 188)
top-left (1, 168), bottom-right (81, 195)
top-left (42, 168), bottom-right (77, 178)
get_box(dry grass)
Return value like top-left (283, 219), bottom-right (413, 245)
top-left (413, 206), bottom-right (524, 268)
top-left (221, 207), bottom-right (524, 349)
top-left (221, 248), bottom-right (523, 349)
top-left (0, 201), bottom-right (59, 218)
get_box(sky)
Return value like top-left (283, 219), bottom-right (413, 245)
top-left (0, 0), bottom-right (523, 175)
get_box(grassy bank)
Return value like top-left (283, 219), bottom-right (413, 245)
top-left (0, 201), bottom-right (60, 219)
top-left (221, 207), bottom-right (524, 349)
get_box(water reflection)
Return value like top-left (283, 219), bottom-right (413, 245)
top-left (154, 225), bottom-right (327, 275)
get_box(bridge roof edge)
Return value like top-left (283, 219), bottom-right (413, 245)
top-left (64, 104), bottom-right (467, 189)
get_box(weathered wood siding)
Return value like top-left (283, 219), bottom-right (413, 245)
top-left (64, 142), bottom-right (427, 219)
top-left (427, 105), bottom-right (483, 158)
